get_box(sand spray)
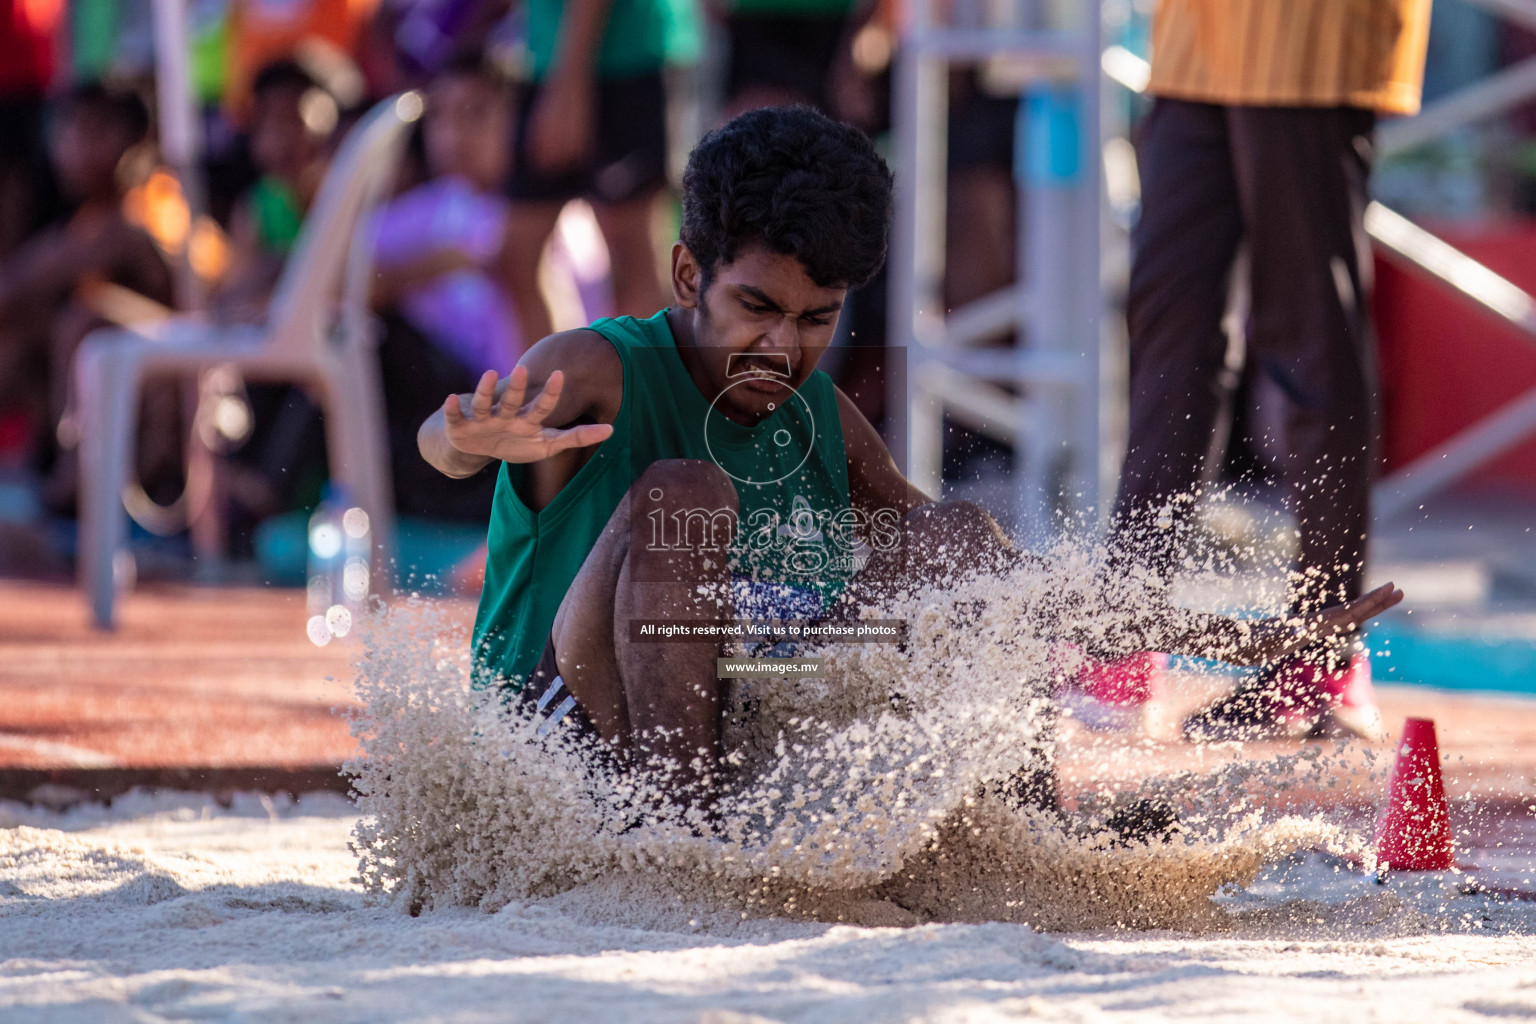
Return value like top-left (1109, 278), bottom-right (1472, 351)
top-left (347, 538), bottom-right (1370, 931)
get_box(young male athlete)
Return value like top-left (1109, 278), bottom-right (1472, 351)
top-left (419, 106), bottom-right (1402, 805)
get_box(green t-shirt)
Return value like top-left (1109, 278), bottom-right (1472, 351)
top-left (249, 176), bottom-right (303, 256)
top-left (472, 310), bottom-right (855, 689)
top-left (525, 0), bottom-right (672, 80)
top-left (662, 0), bottom-right (702, 66)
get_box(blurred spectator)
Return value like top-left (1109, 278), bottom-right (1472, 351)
top-left (370, 53), bottom-right (516, 519)
top-left (708, 0), bottom-right (893, 427)
top-left (219, 59), bottom-right (338, 314)
top-left (373, 54), bottom-right (519, 376)
top-left (0, 0), bottom-right (66, 259)
top-left (719, 0), bottom-right (864, 117)
top-left (503, 0), bottom-right (677, 340)
top-left (0, 83), bottom-right (175, 507)
top-left (369, 0), bottom-right (511, 88)
top-left (226, 0), bottom-right (375, 122)
top-left (1109, 0), bottom-right (1432, 742)
top-left (710, 0), bottom-right (1009, 438)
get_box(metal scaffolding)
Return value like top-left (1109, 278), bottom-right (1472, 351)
top-left (1366, 0), bottom-right (1536, 518)
top-left (886, 0), bottom-right (1105, 538)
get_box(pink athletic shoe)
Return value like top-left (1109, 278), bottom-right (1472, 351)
top-left (1061, 651), bottom-right (1166, 732)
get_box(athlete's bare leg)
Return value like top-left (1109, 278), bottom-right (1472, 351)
top-left (551, 459), bottom-right (737, 796)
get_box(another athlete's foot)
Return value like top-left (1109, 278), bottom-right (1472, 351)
top-left (1183, 644), bottom-right (1384, 744)
top-left (1103, 797), bottom-right (1180, 846)
top-left (1181, 658), bottom-right (1326, 743)
top-left (996, 762), bottom-right (1059, 814)
top-left (993, 762), bottom-right (1179, 846)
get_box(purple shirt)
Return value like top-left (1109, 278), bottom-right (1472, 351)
top-left (371, 177), bottom-right (521, 376)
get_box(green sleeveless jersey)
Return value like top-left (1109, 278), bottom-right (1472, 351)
top-left (472, 310), bottom-right (854, 689)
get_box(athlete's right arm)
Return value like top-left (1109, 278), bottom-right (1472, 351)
top-left (418, 329), bottom-right (622, 479)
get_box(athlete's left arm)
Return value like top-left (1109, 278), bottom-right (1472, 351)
top-left (836, 387), bottom-right (930, 517)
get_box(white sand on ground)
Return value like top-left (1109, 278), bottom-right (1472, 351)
top-left (3, 790), bottom-right (1536, 1024)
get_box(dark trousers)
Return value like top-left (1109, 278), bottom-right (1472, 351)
top-left (1112, 98), bottom-right (1379, 612)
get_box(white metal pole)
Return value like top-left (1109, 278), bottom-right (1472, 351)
top-left (1078, 0), bottom-right (1105, 527)
top-left (888, 6), bottom-right (949, 493)
top-left (151, 0), bottom-right (220, 567)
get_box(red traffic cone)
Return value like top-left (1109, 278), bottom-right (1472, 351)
top-left (1374, 717), bottom-right (1454, 871)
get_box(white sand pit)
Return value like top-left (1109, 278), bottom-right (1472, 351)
top-left (6, 561), bottom-right (1536, 1021)
top-left (3, 790), bottom-right (1536, 1022)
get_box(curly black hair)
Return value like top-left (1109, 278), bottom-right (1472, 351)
top-left (680, 105), bottom-right (894, 290)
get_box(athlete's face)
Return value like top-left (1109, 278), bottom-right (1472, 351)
top-left (671, 242), bottom-right (846, 426)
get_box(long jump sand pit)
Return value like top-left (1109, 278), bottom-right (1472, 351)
top-left (4, 791), bottom-right (1536, 1022)
top-left (3, 581), bottom-right (1536, 1021)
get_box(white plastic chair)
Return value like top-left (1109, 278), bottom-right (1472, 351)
top-left (74, 92), bottom-right (424, 627)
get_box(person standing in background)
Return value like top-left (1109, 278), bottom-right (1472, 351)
top-left (1096, 0), bottom-right (1433, 742)
top-left (717, 0), bottom-right (863, 117)
top-left (501, 0), bottom-right (679, 343)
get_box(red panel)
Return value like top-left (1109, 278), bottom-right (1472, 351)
top-left (1374, 221), bottom-right (1536, 490)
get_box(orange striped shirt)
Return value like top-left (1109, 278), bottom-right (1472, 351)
top-left (1147, 0), bottom-right (1433, 115)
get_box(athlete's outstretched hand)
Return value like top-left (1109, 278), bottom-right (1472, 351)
top-left (443, 366), bottom-right (613, 464)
